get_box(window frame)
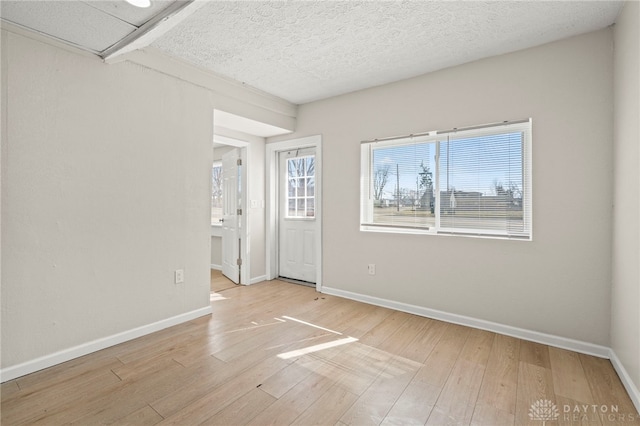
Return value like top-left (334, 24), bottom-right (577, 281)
top-left (360, 119), bottom-right (532, 240)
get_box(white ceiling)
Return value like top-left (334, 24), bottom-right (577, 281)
top-left (0, 0), bottom-right (624, 105)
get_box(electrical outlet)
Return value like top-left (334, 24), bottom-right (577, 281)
top-left (174, 269), bottom-right (184, 284)
top-left (368, 264), bottom-right (376, 275)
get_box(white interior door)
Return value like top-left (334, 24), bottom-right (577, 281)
top-left (279, 148), bottom-right (316, 283)
top-left (222, 148), bottom-right (241, 284)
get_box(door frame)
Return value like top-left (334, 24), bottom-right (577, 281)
top-left (266, 135), bottom-right (322, 291)
top-left (214, 134), bottom-right (250, 285)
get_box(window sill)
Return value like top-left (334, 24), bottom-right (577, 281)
top-left (360, 225), bottom-right (530, 241)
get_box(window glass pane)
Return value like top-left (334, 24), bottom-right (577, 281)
top-left (370, 142), bottom-right (435, 228)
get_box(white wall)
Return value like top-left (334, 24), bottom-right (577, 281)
top-left (612, 0), bottom-right (640, 401)
top-left (270, 29), bottom-right (614, 346)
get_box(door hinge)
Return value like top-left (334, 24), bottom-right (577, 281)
top-left (237, 158), bottom-right (242, 166)
top-left (237, 258), bottom-right (242, 266)
top-left (237, 208), bottom-right (242, 215)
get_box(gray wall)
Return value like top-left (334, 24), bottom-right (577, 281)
top-left (0, 30), bottom-right (214, 369)
top-left (612, 0), bottom-right (640, 401)
top-left (270, 29), bottom-right (614, 346)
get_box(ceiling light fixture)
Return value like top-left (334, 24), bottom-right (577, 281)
top-left (125, 0), bottom-right (151, 8)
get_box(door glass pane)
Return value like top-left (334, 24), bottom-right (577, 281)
top-left (307, 177), bottom-right (315, 196)
top-left (286, 155), bottom-right (315, 218)
top-left (288, 178), bottom-right (296, 197)
top-left (288, 199), bottom-right (296, 217)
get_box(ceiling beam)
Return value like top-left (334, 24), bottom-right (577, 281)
top-left (101, 0), bottom-right (207, 63)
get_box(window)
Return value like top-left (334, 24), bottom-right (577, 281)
top-left (360, 120), bottom-right (532, 239)
top-left (211, 162), bottom-right (223, 224)
top-left (287, 155), bottom-right (315, 218)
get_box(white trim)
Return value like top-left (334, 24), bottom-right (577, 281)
top-left (239, 146), bottom-right (250, 286)
top-left (250, 275), bottom-right (268, 285)
top-left (266, 135), bottom-right (323, 292)
top-left (0, 306), bottom-right (212, 383)
top-left (609, 350), bottom-right (640, 414)
top-left (210, 263), bottom-right (222, 271)
top-left (321, 286), bottom-right (610, 359)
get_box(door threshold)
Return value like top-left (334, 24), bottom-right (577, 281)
top-left (278, 277), bottom-right (316, 288)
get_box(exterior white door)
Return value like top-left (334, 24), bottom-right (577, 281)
top-left (279, 148), bottom-right (316, 283)
top-left (222, 148), bottom-right (241, 284)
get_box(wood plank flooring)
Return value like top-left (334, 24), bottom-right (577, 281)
top-left (211, 269), bottom-right (237, 293)
top-left (2, 278), bottom-right (639, 425)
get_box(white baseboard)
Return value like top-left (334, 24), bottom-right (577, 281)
top-left (210, 264), bottom-right (222, 271)
top-left (321, 286), bottom-right (610, 359)
top-left (0, 306), bottom-right (212, 383)
top-left (609, 349), bottom-right (640, 414)
top-left (250, 275), bottom-right (267, 285)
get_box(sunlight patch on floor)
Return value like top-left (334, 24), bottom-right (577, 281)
top-left (277, 336), bottom-right (359, 359)
top-left (210, 292), bottom-right (227, 302)
top-left (281, 315), bottom-right (343, 335)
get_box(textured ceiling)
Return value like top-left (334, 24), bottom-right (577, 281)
top-left (0, 1), bottom-right (624, 106)
top-left (151, 1), bottom-right (623, 104)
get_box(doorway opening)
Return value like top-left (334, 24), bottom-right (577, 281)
top-left (211, 135), bottom-right (250, 285)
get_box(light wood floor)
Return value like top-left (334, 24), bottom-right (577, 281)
top-left (2, 279), bottom-right (639, 425)
top-left (210, 269), bottom-right (237, 293)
